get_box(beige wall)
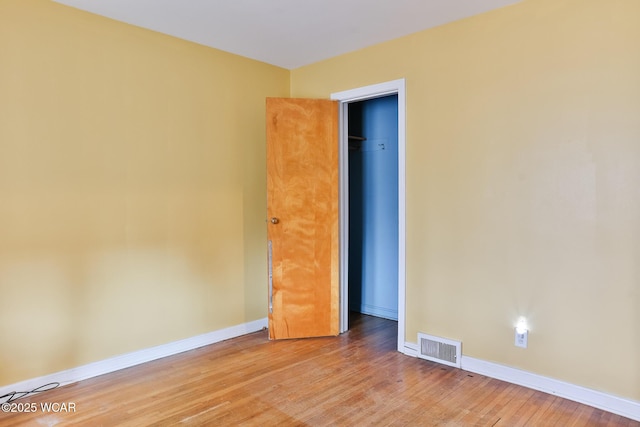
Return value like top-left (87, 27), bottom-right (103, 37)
top-left (0, 0), bottom-right (288, 385)
top-left (292, 0), bottom-right (639, 400)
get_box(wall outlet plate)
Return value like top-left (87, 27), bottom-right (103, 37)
top-left (515, 329), bottom-right (528, 348)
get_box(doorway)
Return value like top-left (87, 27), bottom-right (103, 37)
top-left (347, 95), bottom-right (399, 321)
top-left (331, 79), bottom-right (406, 353)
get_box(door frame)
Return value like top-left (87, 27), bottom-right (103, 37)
top-left (331, 79), bottom-right (406, 352)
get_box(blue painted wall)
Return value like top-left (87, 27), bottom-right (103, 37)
top-left (348, 95), bottom-right (398, 320)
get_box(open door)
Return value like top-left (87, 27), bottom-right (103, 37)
top-left (266, 98), bottom-right (339, 339)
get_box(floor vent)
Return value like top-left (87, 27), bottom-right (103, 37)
top-left (417, 333), bottom-right (461, 368)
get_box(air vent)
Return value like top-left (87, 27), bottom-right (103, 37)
top-left (417, 333), bottom-right (461, 368)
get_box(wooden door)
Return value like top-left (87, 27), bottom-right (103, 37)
top-left (266, 98), bottom-right (339, 339)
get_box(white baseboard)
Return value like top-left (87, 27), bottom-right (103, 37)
top-left (353, 304), bottom-right (398, 321)
top-left (1, 317), bottom-right (268, 403)
top-left (403, 342), bottom-right (419, 357)
top-left (402, 342), bottom-right (639, 422)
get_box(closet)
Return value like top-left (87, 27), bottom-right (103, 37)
top-left (348, 94), bottom-right (399, 320)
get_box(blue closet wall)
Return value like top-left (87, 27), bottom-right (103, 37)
top-left (348, 95), bottom-right (398, 320)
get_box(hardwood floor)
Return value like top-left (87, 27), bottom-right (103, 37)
top-left (2, 313), bottom-right (637, 426)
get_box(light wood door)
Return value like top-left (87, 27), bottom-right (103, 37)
top-left (266, 98), bottom-right (339, 339)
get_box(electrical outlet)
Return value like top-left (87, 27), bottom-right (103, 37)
top-left (515, 329), bottom-right (528, 348)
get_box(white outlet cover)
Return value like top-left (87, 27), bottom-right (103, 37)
top-left (515, 329), bottom-right (528, 348)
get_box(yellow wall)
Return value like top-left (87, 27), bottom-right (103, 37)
top-left (0, 0), bottom-right (288, 385)
top-left (292, 0), bottom-right (639, 400)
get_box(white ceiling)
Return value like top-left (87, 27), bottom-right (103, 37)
top-left (52, 0), bottom-right (521, 70)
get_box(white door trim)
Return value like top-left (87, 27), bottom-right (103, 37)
top-left (331, 79), bottom-right (406, 352)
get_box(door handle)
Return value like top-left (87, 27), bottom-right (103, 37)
top-left (270, 217), bottom-right (280, 224)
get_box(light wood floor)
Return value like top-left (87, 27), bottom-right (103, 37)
top-left (2, 313), bottom-right (637, 426)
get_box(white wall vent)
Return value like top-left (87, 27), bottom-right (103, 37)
top-left (417, 333), bottom-right (462, 368)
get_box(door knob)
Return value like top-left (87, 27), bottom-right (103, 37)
top-left (270, 217), bottom-right (280, 224)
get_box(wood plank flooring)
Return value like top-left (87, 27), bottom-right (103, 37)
top-left (1, 313), bottom-right (637, 426)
